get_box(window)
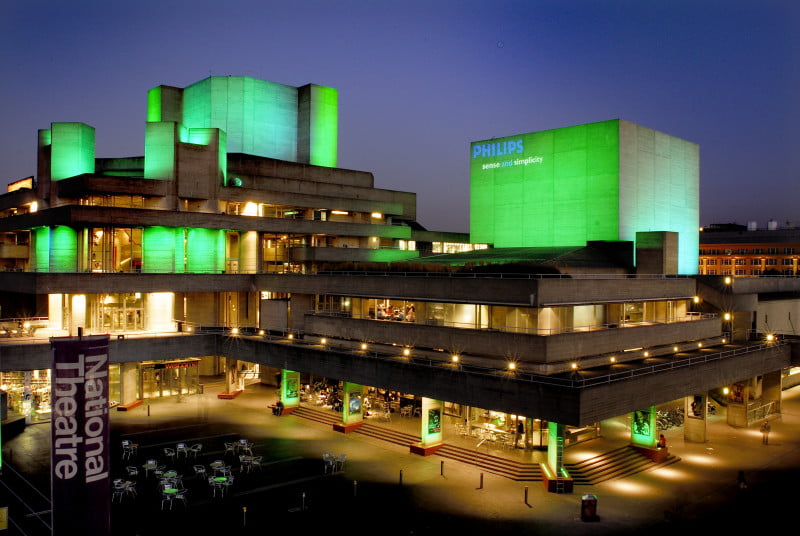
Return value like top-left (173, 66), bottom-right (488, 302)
top-left (738, 248), bottom-right (748, 254)
top-left (707, 259), bottom-right (717, 265)
top-left (735, 259), bottom-right (747, 265)
top-left (707, 270), bottom-right (717, 275)
top-left (751, 259), bottom-right (762, 265)
top-left (753, 248), bottom-right (763, 254)
top-left (782, 258), bottom-right (794, 266)
top-left (765, 259), bottom-right (777, 266)
top-left (721, 259), bottom-right (732, 265)
top-left (785, 248), bottom-right (795, 254)
top-left (751, 269), bottom-right (761, 275)
top-left (735, 269), bottom-right (746, 275)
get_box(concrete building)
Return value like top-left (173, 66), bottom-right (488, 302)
top-left (0, 76), bottom-right (796, 493)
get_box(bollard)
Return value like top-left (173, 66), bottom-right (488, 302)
top-left (147, 404), bottom-right (151, 417)
top-left (399, 469), bottom-right (403, 486)
top-left (440, 460), bottom-right (444, 476)
top-left (301, 492), bottom-right (306, 511)
top-left (524, 486), bottom-right (529, 505)
top-left (353, 480), bottom-right (358, 497)
top-left (478, 472), bottom-right (484, 489)
top-left (242, 506), bottom-right (247, 527)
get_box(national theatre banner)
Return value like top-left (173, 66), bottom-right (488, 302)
top-left (50, 335), bottom-right (110, 535)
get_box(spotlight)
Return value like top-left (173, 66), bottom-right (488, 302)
top-left (451, 355), bottom-right (460, 363)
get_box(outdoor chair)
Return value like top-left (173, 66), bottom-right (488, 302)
top-left (335, 453), bottom-right (346, 471)
top-left (189, 443), bottom-right (203, 458)
top-left (163, 447), bottom-right (176, 462)
top-left (250, 456), bottom-right (262, 471)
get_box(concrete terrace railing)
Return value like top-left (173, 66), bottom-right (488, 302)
top-left (248, 330), bottom-right (787, 390)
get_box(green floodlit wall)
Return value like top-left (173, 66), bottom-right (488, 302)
top-left (144, 122), bottom-right (176, 179)
top-left (142, 227), bottom-right (176, 273)
top-left (303, 85), bottom-right (338, 167)
top-left (32, 227), bottom-right (50, 272)
top-left (470, 121), bottom-right (620, 249)
top-left (470, 119), bottom-right (699, 274)
top-left (183, 76), bottom-right (298, 161)
top-left (147, 87), bottom-right (162, 122)
top-left (50, 123), bottom-right (95, 180)
top-left (50, 226), bottom-right (78, 272)
top-left (186, 228), bottom-right (224, 273)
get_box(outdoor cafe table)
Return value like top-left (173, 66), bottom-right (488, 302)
top-left (164, 470), bottom-right (178, 479)
top-left (211, 476), bottom-right (228, 497)
top-left (210, 461), bottom-right (229, 476)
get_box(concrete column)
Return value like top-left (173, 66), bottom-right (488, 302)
top-left (224, 358), bottom-right (240, 393)
top-left (280, 370), bottom-right (301, 409)
top-left (631, 406), bottom-right (657, 448)
top-left (342, 382), bottom-right (364, 425)
top-left (684, 394), bottom-right (708, 443)
top-left (419, 398), bottom-right (443, 447)
top-left (240, 231), bottom-right (258, 274)
top-left (120, 362), bottom-right (139, 405)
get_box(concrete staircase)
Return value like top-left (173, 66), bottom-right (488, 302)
top-left (290, 406), bottom-right (679, 483)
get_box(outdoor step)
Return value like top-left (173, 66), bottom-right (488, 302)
top-left (290, 406), bottom-right (679, 483)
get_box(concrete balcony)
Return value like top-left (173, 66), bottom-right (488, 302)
top-left (290, 246), bottom-right (419, 263)
top-left (303, 314), bottom-right (722, 368)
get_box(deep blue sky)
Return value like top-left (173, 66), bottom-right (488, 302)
top-left (1, 0), bottom-right (797, 233)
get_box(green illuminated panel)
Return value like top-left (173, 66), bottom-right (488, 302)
top-left (183, 76), bottom-right (298, 161)
top-left (281, 370), bottom-right (300, 407)
top-left (186, 228), bottom-right (224, 273)
top-left (50, 226), bottom-right (77, 272)
top-left (50, 123), bottom-right (95, 180)
top-left (144, 123), bottom-right (176, 179)
top-left (142, 227), bottom-right (176, 273)
top-left (301, 84), bottom-right (338, 167)
top-left (32, 227), bottom-right (50, 272)
top-left (470, 121), bottom-right (619, 248)
top-left (147, 87), bottom-right (162, 122)
top-left (631, 407), bottom-right (656, 447)
top-left (470, 119), bottom-right (699, 274)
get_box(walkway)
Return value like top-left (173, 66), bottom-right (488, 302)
top-left (3, 378), bottom-right (800, 535)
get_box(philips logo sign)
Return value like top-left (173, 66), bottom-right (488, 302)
top-left (472, 139), bottom-right (524, 159)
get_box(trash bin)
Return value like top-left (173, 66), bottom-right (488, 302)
top-left (580, 494), bottom-right (598, 521)
top-left (198, 384), bottom-right (204, 394)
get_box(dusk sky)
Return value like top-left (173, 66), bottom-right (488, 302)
top-left (1, 0), bottom-right (797, 233)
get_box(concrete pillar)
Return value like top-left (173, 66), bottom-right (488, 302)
top-left (631, 406), bottom-right (657, 448)
top-left (120, 362), bottom-right (139, 405)
top-left (342, 382), bottom-right (364, 425)
top-left (546, 421), bottom-right (567, 476)
top-left (240, 231), bottom-right (259, 274)
top-left (684, 394), bottom-right (708, 443)
top-left (224, 358), bottom-right (240, 393)
top-left (280, 370), bottom-right (301, 409)
top-left (419, 398), bottom-right (443, 447)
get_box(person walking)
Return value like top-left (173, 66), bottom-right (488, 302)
top-left (760, 420), bottom-right (771, 445)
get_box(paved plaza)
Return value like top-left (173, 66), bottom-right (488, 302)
top-left (3, 378), bottom-right (800, 535)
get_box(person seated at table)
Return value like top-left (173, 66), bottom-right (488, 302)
top-left (272, 400), bottom-right (284, 416)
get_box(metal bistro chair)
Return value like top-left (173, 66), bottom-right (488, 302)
top-left (163, 447), bottom-right (176, 463)
top-left (112, 481), bottom-right (126, 503)
top-left (323, 452), bottom-right (336, 474)
top-left (250, 456), bottom-right (263, 471)
top-left (193, 465), bottom-right (207, 479)
top-left (189, 443), bottom-right (203, 458)
top-left (335, 453), bottom-right (346, 472)
top-left (223, 442), bottom-right (236, 457)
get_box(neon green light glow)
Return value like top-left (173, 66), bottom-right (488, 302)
top-left (367, 250), bottom-right (419, 263)
top-left (142, 227), bottom-right (176, 273)
top-left (50, 123), bottom-right (95, 180)
top-left (147, 87), bottom-right (162, 122)
top-left (342, 382), bottom-right (363, 425)
top-left (470, 120), bottom-right (699, 274)
top-left (144, 123), bottom-right (176, 180)
top-left (33, 227), bottom-right (50, 272)
top-left (631, 407), bottom-right (657, 447)
top-left (307, 85), bottom-right (338, 167)
top-left (281, 370), bottom-right (300, 406)
top-left (50, 226), bottom-right (78, 272)
top-left (186, 228), bottom-right (224, 273)
top-left (546, 421), bottom-right (565, 473)
top-left (183, 76), bottom-right (298, 161)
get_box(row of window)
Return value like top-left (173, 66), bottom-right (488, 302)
top-left (702, 258), bottom-right (795, 266)
top-left (700, 247), bottom-right (796, 255)
top-left (703, 269), bottom-right (797, 276)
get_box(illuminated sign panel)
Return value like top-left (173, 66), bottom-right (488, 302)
top-left (470, 120), bottom-right (699, 274)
